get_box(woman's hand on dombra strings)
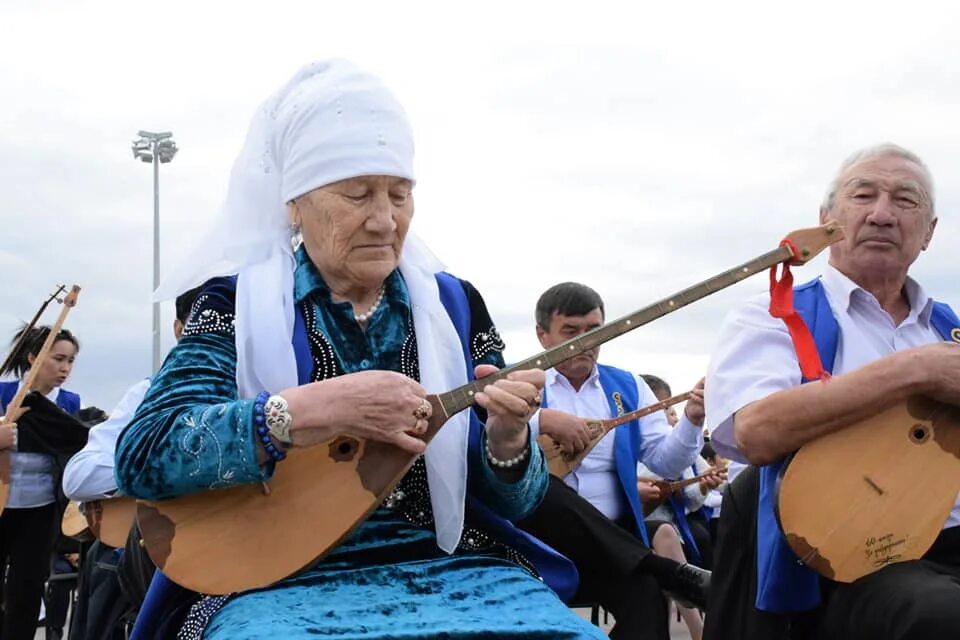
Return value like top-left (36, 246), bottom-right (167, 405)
top-left (474, 365), bottom-right (545, 461)
top-left (281, 370), bottom-right (430, 454)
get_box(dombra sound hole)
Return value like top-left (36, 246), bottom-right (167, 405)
top-left (329, 436), bottom-right (360, 461)
top-left (909, 424), bottom-right (931, 444)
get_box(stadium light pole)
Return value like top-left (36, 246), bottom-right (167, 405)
top-left (131, 130), bottom-right (178, 373)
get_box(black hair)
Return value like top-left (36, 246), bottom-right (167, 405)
top-left (78, 406), bottom-right (108, 427)
top-left (640, 374), bottom-right (672, 398)
top-left (535, 282), bottom-right (605, 330)
top-left (701, 441), bottom-right (717, 462)
top-left (175, 285), bottom-right (204, 325)
top-left (0, 325), bottom-right (80, 379)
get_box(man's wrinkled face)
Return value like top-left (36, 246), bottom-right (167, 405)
top-left (822, 154), bottom-right (936, 279)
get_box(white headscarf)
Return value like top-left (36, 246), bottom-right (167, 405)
top-left (155, 59), bottom-right (470, 553)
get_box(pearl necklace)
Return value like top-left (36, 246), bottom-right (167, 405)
top-left (355, 286), bottom-right (386, 323)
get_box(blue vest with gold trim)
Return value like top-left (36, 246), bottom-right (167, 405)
top-left (543, 364), bottom-right (650, 546)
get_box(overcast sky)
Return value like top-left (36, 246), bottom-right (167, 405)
top-left (2, 0), bottom-right (958, 411)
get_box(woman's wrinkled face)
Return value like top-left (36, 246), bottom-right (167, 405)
top-left (27, 339), bottom-right (77, 390)
top-left (290, 175), bottom-right (414, 291)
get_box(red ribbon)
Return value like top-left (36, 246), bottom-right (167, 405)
top-left (769, 239), bottom-right (831, 382)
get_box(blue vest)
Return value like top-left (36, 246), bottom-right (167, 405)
top-left (756, 278), bottom-right (960, 612)
top-left (0, 380), bottom-right (80, 416)
top-left (431, 272), bottom-right (579, 601)
top-left (543, 364), bottom-right (650, 546)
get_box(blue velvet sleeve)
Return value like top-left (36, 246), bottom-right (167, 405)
top-left (114, 277), bottom-right (270, 500)
top-left (471, 425), bottom-right (547, 521)
top-left (460, 279), bottom-right (548, 521)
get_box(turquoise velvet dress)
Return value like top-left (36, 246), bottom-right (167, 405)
top-left (116, 248), bottom-right (604, 639)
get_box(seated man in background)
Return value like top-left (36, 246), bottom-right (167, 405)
top-left (518, 282), bottom-right (711, 640)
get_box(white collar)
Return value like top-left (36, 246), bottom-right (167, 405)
top-left (821, 264), bottom-right (933, 327)
top-left (546, 365), bottom-right (602, 392)
top-left (17, 379), bottom-right (60, 402)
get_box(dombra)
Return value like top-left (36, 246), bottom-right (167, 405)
top-left (777, 396), bottom-right (960, 582)
top-left (136, 223), bottom-right (842, 595)
top-left (539, 390), bottom-right (693, 479)
top-left (639, 468), bottom-right (726, 516)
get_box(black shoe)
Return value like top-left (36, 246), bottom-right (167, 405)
top-left (663, 562), bottom-right (710, 611)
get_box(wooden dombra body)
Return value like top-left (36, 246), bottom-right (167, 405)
top-left (777, 396), bottom-right (960, 583)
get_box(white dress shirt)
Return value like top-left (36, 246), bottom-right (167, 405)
top-left (63, 378), bottom-right (150, 502)
top-left (702, 460), bottom-right (746, 517)
top-left (637, 456), bottom-right (710, 522)
top-left (705, 263), bottom-right (960, 528)
top-left (531, 366), bottom-right (703, 520)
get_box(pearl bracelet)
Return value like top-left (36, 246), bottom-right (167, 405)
top-left (485, 440), bottom-right (530, 468)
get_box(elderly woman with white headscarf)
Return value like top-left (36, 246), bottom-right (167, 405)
top-left (115, 60), bottom-right (605, 639)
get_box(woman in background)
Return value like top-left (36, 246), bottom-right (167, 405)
top-left (0, 325), bottom-right (81, 640)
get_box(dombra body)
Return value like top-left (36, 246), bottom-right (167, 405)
top-left (777, 395), bottom-right (960, 582)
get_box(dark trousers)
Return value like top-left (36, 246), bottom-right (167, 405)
top-left (707, 516), bottom-right (719, 547)
top-left (116, 521), bottom-right (156, 611)
top-left (703, 466), bottom-right (820, 640)
top-left (819, 526), bottom-right (960, 640)
top-left (517, 476), bottom-right (669, 640)
top-left (44, 553), bottom-right (76, 639)
top-left (47, 532), bottom-right (84, 637)
top-left (687, 515), bottom-right (714, 571)
top-left (68, 540), bottom-right (132, 640)
top-left (0, 503), bottom-right (58, 640)
top-left (705, 466), bottom-right (960, 640)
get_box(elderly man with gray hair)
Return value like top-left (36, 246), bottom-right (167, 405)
top-left (705, 143), bottom-right (960, 639)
